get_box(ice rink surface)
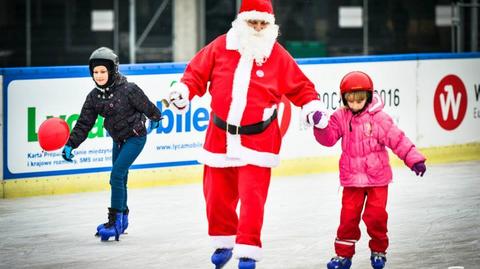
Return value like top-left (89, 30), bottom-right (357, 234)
top-left (0, 161), bottom-right (479, 269)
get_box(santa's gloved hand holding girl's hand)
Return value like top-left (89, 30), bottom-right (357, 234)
top-left (307, 110), bottom-right (328, 129)
top-left (412, 161), bottom-right (426, 177)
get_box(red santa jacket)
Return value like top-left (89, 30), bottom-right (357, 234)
top-left (176, 29), bottom-right (324, 167)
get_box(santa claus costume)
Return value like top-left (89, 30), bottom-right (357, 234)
top-left (168, 0), bottom-right (328, 267)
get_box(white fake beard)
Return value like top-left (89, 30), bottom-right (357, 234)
top-left (231, 18), bottom-right (279, 66)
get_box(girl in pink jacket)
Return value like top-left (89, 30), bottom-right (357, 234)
top-left (309, 71), bottom-right (426, 269)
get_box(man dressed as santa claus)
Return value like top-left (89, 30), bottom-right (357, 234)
top-left (167, 0), bottom-right (328, 268)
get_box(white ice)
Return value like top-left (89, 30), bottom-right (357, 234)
top-left (0, 161), bottom-right (479, 269)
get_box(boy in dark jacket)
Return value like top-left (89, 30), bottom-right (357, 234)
top-left (62, 47), bottom-right (162, 241)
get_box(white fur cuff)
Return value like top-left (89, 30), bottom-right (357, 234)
top-left (237, 11), bottom-right (275, 24)
top-left (233, 244), bottom-right (263, 261)
top-left (210, 235), bottom-right (236, 249)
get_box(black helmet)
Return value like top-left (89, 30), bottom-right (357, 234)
top-left (89, 47), bottom-right (119, 88)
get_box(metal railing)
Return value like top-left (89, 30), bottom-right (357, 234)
top-left (451, 0), bottom-right (479, 52)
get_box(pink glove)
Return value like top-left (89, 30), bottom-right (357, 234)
top-left (412, 161), bottom-right (426, 177)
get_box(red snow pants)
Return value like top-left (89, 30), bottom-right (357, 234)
top-left (334, 186), bottom-right (389, 258)
top-left (203, 164), bottom-right (271, 247)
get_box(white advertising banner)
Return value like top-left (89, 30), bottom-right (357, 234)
top-left (282, 60), bottom-right (418, 159)
top-left (6, 72), bottom-right (212, 178)
top-left (417, 58), bottom-right (480, 147)
top-left (2, 53), bottom-right (479, 179)
top-left (0, 74), bottom-right (3, 180)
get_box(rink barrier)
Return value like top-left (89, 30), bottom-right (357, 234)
top-left (2, 52), bottom-right (479, 198)
top-left (2, 142), bottom-right (479, 198)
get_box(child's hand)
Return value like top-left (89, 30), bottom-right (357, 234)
top-left (412, 161), bottom-right (426, 177)
top-left (148, 120), bottom-right (160, 132)
top-left (62, 146), bottom-right (74, 162)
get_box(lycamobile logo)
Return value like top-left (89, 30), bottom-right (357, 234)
top-left (27, 107), bottom-right (105, 142)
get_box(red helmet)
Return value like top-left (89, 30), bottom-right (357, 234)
top-left (340, 71), bottom-right (373, 94)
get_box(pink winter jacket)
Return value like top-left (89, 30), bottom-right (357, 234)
top-left (314, 94), bottom-right (426, 187)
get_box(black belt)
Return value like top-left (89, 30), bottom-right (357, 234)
top-left (212, 110), bottom-right (277, 135)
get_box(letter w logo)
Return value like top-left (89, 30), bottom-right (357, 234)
top-left (434, 75), bottom-right (467, 131)
top-left (439, 85), bottom-right (462, 120)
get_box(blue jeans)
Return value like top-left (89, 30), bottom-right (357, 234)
top-left (110, 135), bottom-right (146, 211)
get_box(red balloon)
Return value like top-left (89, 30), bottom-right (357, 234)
top-left (38, 118), bottom-right (70, 151)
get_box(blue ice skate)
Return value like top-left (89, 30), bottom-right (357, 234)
top-left (95, 222), bottom-right (104, 236)
top-left (98, 208), bottom-right (123, 241)
top-left (121, 207), bottom-right (129, 233)
top-left (327, 256), bottom-right (352, 269)
top-left (238, 257), bottom-right (256, 269)
top-left (95, 207), bottom-right (129, 236)
top-left (211, 248), bottom-right (233, 268)
top-left (370, 252), bottom-right (387, 269)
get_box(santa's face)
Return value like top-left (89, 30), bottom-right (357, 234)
top-left (232, 18), bottom-right (279, 65)
top-left (247, 19), bottom-right (269, 32)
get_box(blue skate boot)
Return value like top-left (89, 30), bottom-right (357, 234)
top-left (238, 258), bottom-right (256, 269)
top-left (121, 207), bottom-right (129, 233)
top-left (95, 207), bottom-right (129, 236)
top-left (370, 252), bottom-right (386, 269)
top-left (98, 208), bottom-right (123, 241)
top-left (95, 223), bottom-right (104, 236)
top-left (327, 256), bottom-right (352, 269)
top-left (211, 248), bottom-right (233, 269)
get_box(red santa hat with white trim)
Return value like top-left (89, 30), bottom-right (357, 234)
top-left (237, 0), bottom-right (275, 24)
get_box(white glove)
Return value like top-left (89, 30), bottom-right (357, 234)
top-left (168, 82), bottom-right (190, 114)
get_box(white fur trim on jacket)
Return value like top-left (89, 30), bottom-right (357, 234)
top-left (237, 11), bottom-right (275, 24)
top-left (215, 30), bottom-right (280, 168)
top-left (302, 100), bottom-right (329, 129)
top-left (234, 244), bottom-right (263, 261)
top-left (198, 148), bottom-right (279, 168)
top-left (226, 28), bottom-right (239, 50)
top-left (168, 81), bottom-right (190, 114)
top-left (226, 54), bottom-right (252, 159)
top-left (210, 235), bottom-right (235, 249)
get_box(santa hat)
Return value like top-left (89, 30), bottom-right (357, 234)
top-left (237, 0), bottom-right (275, 24)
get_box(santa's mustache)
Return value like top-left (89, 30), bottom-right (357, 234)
top-left (231, 18), bottom-right (278, 65)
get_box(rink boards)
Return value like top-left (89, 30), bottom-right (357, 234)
top-left (1, 53), bottom-right (480, 198)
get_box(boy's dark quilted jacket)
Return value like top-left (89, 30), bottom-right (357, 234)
top-left (66, 74), bottom-right (162, 148)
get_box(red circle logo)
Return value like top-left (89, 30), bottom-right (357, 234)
top-left (278, 95), bottom-right (292, 137)
top-left (433, 75), bottom-right (467, 131)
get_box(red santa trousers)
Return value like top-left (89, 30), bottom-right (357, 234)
top-left (203, 164), bottom-right (271, 247)
top-left (334, 186), bottom-right (389, 258)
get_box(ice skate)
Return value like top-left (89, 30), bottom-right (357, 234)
top-left (370, 252), bottom-right (386, 269)
top-left (95, 222), bottom-right (105, 237)
top-left (211, 248), bottom-right (232, 268)
top-left (121, 207), bottom-right (129, 233)
top-left (98, 208), bottom-right (123, 241)
top-left (95, 207), bottom-right (129, 236)
top-left (238, 257), bottom-right (256, 269)
top-left (327, 256), bottom-right (352, 269)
